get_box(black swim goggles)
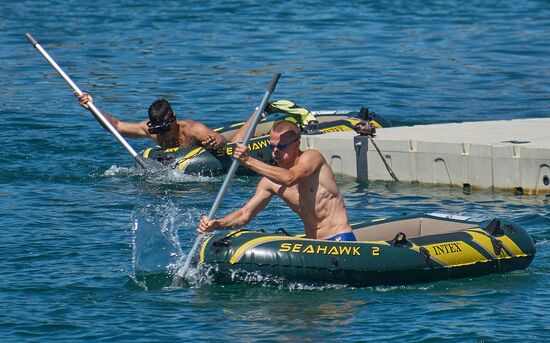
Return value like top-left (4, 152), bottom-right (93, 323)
top-left (269, 138), bottom-right (298, 151)
top-left (147, 116), bottom-right (176, 134)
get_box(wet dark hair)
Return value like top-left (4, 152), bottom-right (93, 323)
top-left (148, 99), bottom-right (175, 124)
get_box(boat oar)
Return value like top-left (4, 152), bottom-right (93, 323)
top-left (25, 33), bottom-right (150, 169)
top-left (172, 72), bottom-right (282, 287)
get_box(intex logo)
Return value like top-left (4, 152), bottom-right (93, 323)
top-left (431, 242), bottom-right (463, 256)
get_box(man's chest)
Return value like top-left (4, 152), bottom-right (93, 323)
top-left (276, 184), bottom-right (317, 211)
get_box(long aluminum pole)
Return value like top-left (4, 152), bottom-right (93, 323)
top-left (26, 33), bottom-right (148, 169)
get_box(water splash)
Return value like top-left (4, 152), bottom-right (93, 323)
top-left (129, 195), bottom-right (228, 290)
top-left (103, 164), bottom-right (221, 184)
top-left (190, 264), bottom-right (352, 291)
top-left (130, 200), bottom-right (202, 290)
top-left (103, 165), bottom-right (136, 177)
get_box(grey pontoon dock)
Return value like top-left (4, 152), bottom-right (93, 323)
top-left (302, 118), bottom-right (550, 194)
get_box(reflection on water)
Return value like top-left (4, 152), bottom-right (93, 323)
top-left (190, 284), bottom-right (367, 338)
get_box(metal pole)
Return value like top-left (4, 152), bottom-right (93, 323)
top-left (172, 73), bottom-right (281, 286)
top-left (26, 33), bottom-right (148, 169)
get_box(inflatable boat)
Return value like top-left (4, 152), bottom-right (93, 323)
top-left (198, 212), bottom-right (536, 286)
top-left (139, 105), bottom-right (391, 176)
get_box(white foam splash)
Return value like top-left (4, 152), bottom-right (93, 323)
top-left (103, 165), bottom-right (135, 176)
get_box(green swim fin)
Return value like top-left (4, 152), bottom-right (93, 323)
top-left (267, 100), bottom-right (317, 125)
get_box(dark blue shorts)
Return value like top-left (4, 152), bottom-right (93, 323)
top-left (327, 232), bottom-right (357, 241)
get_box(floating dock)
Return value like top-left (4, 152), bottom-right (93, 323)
top-left (302, 118), bottom-right (550, 194)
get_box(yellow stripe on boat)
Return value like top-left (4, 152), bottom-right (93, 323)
top-left (199, 231), bottom-right (257, 263)
top-left (465, 229), bottom-right (500, 258)
top-left (178, 159), bottom-right (190, 171)
top-left (370, 120), bottom-right (383, 128)
top-left (184, 147), bottom-right (204, 159)
top-left (498, 235), bottom-right (527, 256)
top-left (420, 240), bottom-right (488, 267)
top-left (164, 147), bottom-right (180, 153)
top-left (468, 228), bottom-right (527, 257)
top-left (142, 148), bottom-right (152, 158)
top-left (177, 147), bottom-right (205, 171)
top-left (362, 240), bottom-right (390, 246)
top-left (199, 236), bottom-right (214, 263)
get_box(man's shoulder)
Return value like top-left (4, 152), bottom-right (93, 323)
top-left (176, 119), bottom-right (195, 126)
top-left (176, 119), bottom-right (202, 131)
top-left (301, 148), bottom-right (322, 156)
top-left (299, 149), bottom-right (325, 163)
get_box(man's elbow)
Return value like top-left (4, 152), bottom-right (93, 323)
top-left (280, 174), bottom-right (298, 187)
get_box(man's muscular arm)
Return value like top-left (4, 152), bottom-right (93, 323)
top-left (197, 178), bottom-right (274, 234)
top-left (187, 121), bottom-right (227, 149)
top-left (76, 92), bottom-right (150, 138)
top-left (235, 145), bottom-right (324, 187)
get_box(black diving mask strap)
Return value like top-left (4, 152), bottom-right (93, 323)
top-left (147, 116), bottom-right (175, 134)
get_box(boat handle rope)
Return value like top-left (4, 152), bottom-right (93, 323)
top-left (503, 224), bottom-right (515, 234)
top-left (212, 228), bottom-right (265, 245)
top-left (211, 230), bottom-right (247, 248)
top-left (492, 239), bottom-right (503, 255)
top-left (486, 218), bottom-right (504, 236)
top-left (419, 247), bottom-right (431, 262)
top-left (391, 232), bottom-right (410, 247)
top-left (275, 228), bottom-right (293, 236)
top-left (486, 219), bottom-right (515, 236)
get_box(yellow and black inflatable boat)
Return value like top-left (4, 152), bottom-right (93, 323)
top-left (140, 105), bottom-right (391, 176)
top-left (199, 212), bottom-right (536, 286)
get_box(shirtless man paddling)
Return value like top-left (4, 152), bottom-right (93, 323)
top-left (198, 120), bottom-right (356, 241)
top-left (77, 92), bottom-right (226, 150)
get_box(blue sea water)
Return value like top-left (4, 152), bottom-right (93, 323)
top-left (1, 0), bottom-right (549, 341)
